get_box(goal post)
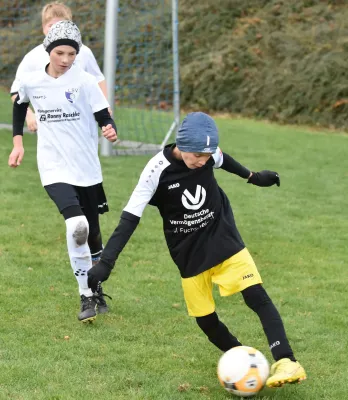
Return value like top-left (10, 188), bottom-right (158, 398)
top-left (101, 0), bottom-right (118, 156)
top-left (101, 0), bottom-right (180, 156)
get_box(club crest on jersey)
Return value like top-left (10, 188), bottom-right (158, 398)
top-left (182, 185), bottom-right (206, 210)
top-left (65, 88), bottom-right (79, 103)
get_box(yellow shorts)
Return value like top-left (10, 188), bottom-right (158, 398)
top-left (181, 248), bottom-right (262, 317)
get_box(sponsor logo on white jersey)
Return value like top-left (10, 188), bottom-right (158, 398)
top-left (37, 108), bottom-right (80, 123)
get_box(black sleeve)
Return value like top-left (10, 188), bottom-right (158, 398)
top-left (13, 95), bottom-right (29, 137)
top-left (220, 152), bottom-right (251, 179)
top-left (100, 211), bottom-right (140, 268)
top-left (94, 108), bottom-right (117, 131)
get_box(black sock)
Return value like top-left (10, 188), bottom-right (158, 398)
top-left (242, 285), bottom-right (296, 362)
top-left (196, 312), bottom-right (242, 352)
top-left (88, 232), bottom-right (103, 259)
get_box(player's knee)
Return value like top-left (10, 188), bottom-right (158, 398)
top-left (242, 284), bottom-right (271, 312)
top-left (66, 216), bottom-right (89, 246)
top-left (196, 312), bottom-right (219, 336)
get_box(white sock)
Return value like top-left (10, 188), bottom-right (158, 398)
top-left (65, 215), bottom-right (93, 297)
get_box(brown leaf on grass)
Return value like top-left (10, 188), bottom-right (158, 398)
top-left (172, 303), bottom-right (180, 308)
top-left (178, 383), bottom-right (191, 392)
top-left (198, 386), bottom-right (209, 393)
top-left (64, 336), bottom-right (70, 340)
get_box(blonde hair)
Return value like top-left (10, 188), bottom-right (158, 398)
top-left (41, 2), bottom-right (72, 26)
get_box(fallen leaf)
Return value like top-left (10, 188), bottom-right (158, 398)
top-left (178, 383), bottom-right (191, 392)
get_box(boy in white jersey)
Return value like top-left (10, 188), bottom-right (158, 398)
top-left (10, 1), bottom-right (108, 132)
top-left (87, 112), bottom-right (307, 387)
top-left (8, 20), bottom-right (117, 323)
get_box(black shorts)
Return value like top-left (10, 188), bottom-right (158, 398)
top-left (44, 182), bottom-right (109, 216)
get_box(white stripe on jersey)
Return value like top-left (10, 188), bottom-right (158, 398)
top-left (123, 151), bottom-right (170, 218)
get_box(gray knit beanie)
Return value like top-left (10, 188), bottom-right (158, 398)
top-left (176, 112), bottom-right (219, 153)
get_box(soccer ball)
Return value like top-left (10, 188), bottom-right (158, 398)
top-left (217, 346), bottom-right (269, 397)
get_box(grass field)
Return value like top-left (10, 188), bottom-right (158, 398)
top-left (1, 108), bottom-right (348, 399)
top-left (0, 88), bottom-right (11, 124)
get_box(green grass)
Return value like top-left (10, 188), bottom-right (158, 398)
top-left (116, 107), bottom-right (176, 145)
top-left (1, 114), bottom-right (348, 400)
top-left (0, 88), bottom-right (11, 124)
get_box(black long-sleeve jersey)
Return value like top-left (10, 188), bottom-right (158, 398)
top-left (102, 144), bottom-right (251, 278)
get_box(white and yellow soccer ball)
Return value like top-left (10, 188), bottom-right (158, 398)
top-left (217, 346), bottom-right (269, 397)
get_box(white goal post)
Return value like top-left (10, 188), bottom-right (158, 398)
top-left (101, 0), bottom-right (180, 156)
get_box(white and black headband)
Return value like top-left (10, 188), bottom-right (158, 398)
top-left (43, 20), bottom-right (82, 54)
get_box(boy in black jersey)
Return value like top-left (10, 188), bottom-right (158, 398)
top-left (88, 112), bottom-right (306, 388)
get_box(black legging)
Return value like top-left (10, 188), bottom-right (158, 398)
top-left (196, 312), bottom-right (241, 351)
top-left (196, 284), bottom-right (295, 361)
top-left (242, 284), bottom-right (295, 361)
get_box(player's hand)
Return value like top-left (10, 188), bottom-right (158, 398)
top-left (26, 109), bottom-right (37, 132)
top-left (88, 259), bottom-right (113, 292)
top-left (247, 170), bottom-right (280, 187)
top-left (8, 146), bottom-right (25, 168)
top-left (102, 124), bottom-right (117, 142)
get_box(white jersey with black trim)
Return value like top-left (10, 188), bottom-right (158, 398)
top-left (17, 64), bottom-right (110, 187)
top-left (11, 44), bottom-right (105, 94)
top-left (123, 144), bottom-right (245, 278)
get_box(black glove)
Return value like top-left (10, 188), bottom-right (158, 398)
top-left (88, 259), bottom-right (113, 292)
top-left (247, 170), bottom-right (280, 187)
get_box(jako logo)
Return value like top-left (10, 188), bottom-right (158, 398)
top-left (242, 273), bottom-right (254, 280)
top-left (270, 341), bottom-right (280, 350)
top-left (168, 183), bottom-right (180, 190)
top-left (182, 185), bottom-right (206, 210)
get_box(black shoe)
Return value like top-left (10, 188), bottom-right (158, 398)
top-left (94, 285), bottom-right (112, 314)
top-left (78, 295), bottom-right (97, 323)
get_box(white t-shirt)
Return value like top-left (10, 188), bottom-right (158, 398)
top-left (11, 44), bottom-right (105, 94)
top-left (17, 64), bottom-right (110, 187)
